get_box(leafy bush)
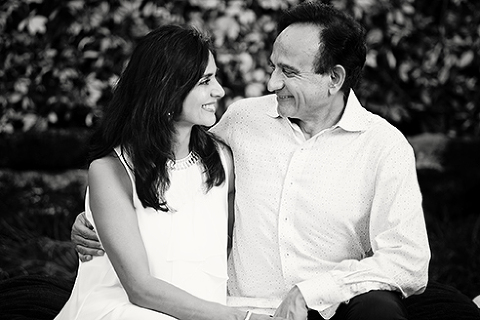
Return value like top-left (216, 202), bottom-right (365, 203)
top-left (1, 0), bottom-right (479, 136)
top-left (0, 169), bottom-right (86, 279)
top-left (0, 128), bottom-right (92, 170)
top-left (409, 134), bottom-right (480, 298)
top-left (354, 0), bottom-right (480, 136)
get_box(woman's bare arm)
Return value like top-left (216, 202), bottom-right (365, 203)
top-left (88, 155), bottom-right (278, 320)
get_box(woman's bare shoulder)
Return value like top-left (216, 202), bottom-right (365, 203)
top-left (89, 152), bottom-right (132, 193)
top-left (89, 153), bottom-right (120, 175)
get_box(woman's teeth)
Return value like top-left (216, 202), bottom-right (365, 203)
top-left (202, 104), bottom-right (215, 112)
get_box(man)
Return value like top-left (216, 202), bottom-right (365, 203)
top-left (72, 2), bottom-right (430, 319)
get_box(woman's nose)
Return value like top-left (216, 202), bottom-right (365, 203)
top-left (212, 79), bottom-right (225, 98)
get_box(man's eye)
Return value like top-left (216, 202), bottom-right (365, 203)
top-left (283, 69), bottom-right (295, 77)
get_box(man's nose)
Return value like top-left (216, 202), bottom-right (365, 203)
top-left (267, 70), bottom-right (284, 92)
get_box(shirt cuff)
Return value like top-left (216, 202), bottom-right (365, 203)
top-left (296, 272), bottom-right (346, 313)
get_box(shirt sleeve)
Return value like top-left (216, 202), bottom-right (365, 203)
top-left (296, 139), bottom-right (431, 316)
top-left (210, 103), bottom-right (235, 146)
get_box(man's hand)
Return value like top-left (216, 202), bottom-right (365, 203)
top-left (251, 314), bottom-right (287, 320)
top-left (71, 212), bottom-right (104, 262)
top-left (274, 286), bottom-right (308, 320)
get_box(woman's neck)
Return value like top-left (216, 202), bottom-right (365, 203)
top-left (173, 126), bottom-right (192, 159)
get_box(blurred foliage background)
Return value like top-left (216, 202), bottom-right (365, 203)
top-left (0, 0), bottom-right (479, 301)
top-left (1, 0), bottom-right (479, 136)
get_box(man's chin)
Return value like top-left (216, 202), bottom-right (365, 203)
top-left (277, 104), bottom-right (295, 118)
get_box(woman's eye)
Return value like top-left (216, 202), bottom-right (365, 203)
top-left (200, 79), bottom-right (211, 85)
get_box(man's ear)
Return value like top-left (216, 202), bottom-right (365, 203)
top-left (328, 65), bottom-right (346, 95)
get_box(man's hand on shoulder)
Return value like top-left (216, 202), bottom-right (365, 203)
top-left (274, 286), bottom-right (308, 320)
top-left (71, 211), bottom-right (104, 262)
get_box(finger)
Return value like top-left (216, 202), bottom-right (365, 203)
top-left (78, 253), bottom-right (92, 262)
top-left (76, 244), bottom-right (104, 257)
top-left (72, 227), bottom-right (100, 243)
top-left (79, 211), bottom-right (94, 230)
top-left (71, 215), bottom-right (99, 242)
top-left (72, 234), bottom-right (104, 250)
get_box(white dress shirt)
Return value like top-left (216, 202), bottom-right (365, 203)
top-left (211, 92), bottom-right (430, 318)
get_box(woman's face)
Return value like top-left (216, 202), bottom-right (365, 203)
top-left (177, 52), bottom-right (225, 128)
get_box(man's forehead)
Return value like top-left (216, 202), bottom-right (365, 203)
top-left (276, 23), bottom-right (320, 47)
top-left (271, 24), bottom-right (319, 69)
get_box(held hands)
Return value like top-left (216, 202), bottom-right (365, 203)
top-left (249, 313), bottom-right (287, 320)
top-left (274, 286), bottom-right (308, 320)
top-left (71, 211), bottom-right (104, 261)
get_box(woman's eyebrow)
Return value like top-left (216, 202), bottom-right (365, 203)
top-left (200, 73), bottom-right (213, 80)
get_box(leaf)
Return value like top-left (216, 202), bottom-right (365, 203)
top-left (457, 50), bottom-right (474, 68)
top-left (356, 0), bottom-right (376, 10)
top-left (67, 0), bottom-right (85, 11)
top-left (237, 9), bottom-right (256, 26)
top-left (365, 50), bottom-right (378, 68)
top-left (9, 93), bottom-right (22, 104)
top-left (438, 66), bottom-right (450, 85)
top-left (238, 52), bottom-right (253, 74)
top-left (83, 50), bottom-right (99, 59)
top-left (398, 61), bottom-right (412, 82)
top-left (420, 89), bottom-right (432, 105)
top-left (366, 28), bottom-right (383, 45)
top-left (27, 15), bottom-right (47, 34)
top-left (226, 18), bottom-right (240, 40)
top-left (402, 3), bottom-right (415, 14)
top-left (386, 50), bottom-right (397, 69)
top-left (245, 83), bottom-right (265, 97)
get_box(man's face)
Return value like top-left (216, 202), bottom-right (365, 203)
top-left (267, 23), bottom-right (331, 121)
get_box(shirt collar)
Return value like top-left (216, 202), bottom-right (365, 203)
top-left (265, 91), bottom-right (370, 132)
top-left (334, 90), bottom-right (370, 132)
top-left (266, 94), bottom-right (280, 118)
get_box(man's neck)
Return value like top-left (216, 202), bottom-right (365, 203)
top-left (296, 94), bottom-right (346, 139)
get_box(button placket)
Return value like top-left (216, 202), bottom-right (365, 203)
top-left (278, 145), bottom-right (307, 283)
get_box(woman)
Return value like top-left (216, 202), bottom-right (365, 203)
top-left (55, 25), bottom-right (283, 320)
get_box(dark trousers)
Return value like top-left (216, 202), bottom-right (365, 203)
top-left (308, 290), bottom-right (408, 320)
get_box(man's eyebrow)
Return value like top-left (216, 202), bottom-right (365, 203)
top-left (268, 59), bottom-right (299, 73)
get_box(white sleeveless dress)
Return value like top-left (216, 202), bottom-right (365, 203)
top-left (55, 146), bottom-right (230, 320)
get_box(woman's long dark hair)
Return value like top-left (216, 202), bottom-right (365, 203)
top-left (88, 25), bottom-right (225, 211)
